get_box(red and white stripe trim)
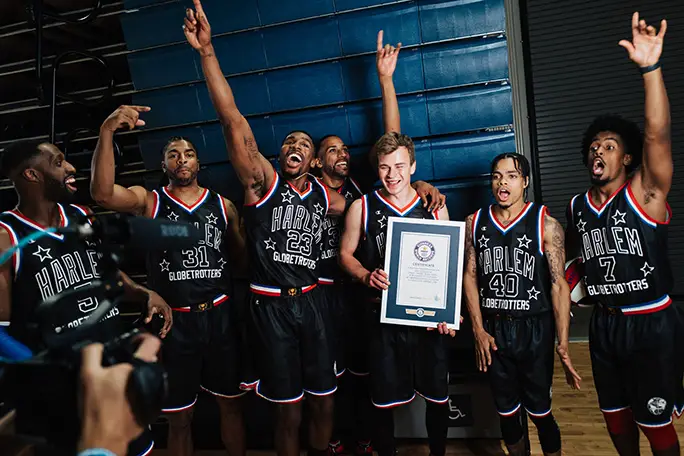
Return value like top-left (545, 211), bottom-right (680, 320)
top-left (585, 182), bottom-right (627, 217)
top-left (374, 190), bottom-right (421, 217)
top-left (372, 392), bottom-right (416, 409)
top-left (361, 195), bottom-right (369, 235)
top-left (218, 194), bottom-right (230, 225)
top-left (348, 177), bottom-right (362, 195)
top-left (498, 403), bottom-right (522, 417)
top-left (313, 178), bottom-right (330, 215)
top-left (318, 277), bottom-right (335, 285)
top-left (471, 209), bottom-right (482, 241)
top-left (200, 385), bottom-right (247, 399)
top-left (150, 190), bottom-right (160, 218)
top-left (488, 202), bottom-right (533, 234)
top-left (625, 182), bottom-right (671, 228)
top-left (246, 170), bottom-right (279, 208)
top-left (537, 205), bottom-right (546, 255)
top-left (249, 283), bottom-right (317, 296)
top-left (0, 220), bottom-right (20, 275)
top-left (162, 187), bottom-right (209, 213)
top-left (172, 294), bottom-right (229, 312)
top-left (7, 204), bottom-right (69, 241)
top-left (162, 396), bottom-right (198, 413)
top-left (287, 180), bottom-right (313, 199)
top-left (620, 294), bottom-right (671, 315)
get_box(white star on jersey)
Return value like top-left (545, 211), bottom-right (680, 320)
top-left (206, 213), bottom-right (218, 224)
top-left (264, 238), bottom-right (276, 250)
top-left (159, 259), bottom-right (170, 272)
top-left (576, 219), bottom-right (586, 233)
top-left (345, 191), bottom-right (353, 199)
top-left (478, 235), bottom-right (489, 248)
top-left (218, 258), bottom-right (227, 269)
top-left (378, 215), bottom-right (387, 228)
top-left (612, 210), bottom-right (626, 226)
top-left (517, 235), bottom-right (532, 249)
top-left (32, 245), bottom-right (52, 262)
top-left (641, 262), bottom-right (654, 277)
top-left (167, 212), bottom-right (179, 222)
top-left (527, 286), bottom-right (540, 300)
top-left (314, 203), bottom-right (324, 215)
top-left (281, 190), bottom-right (294, 203)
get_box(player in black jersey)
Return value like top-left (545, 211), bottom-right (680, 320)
top-left (184, 2), bottom-right (348, 455)
top-left (565, 13), bottom-right (682, 456)
top-left (0, 139), bottom-right (171, 456)
top-left (463, 153), bottom-right (581, 456)
top-left (339, 132), bottom-right (452, 456)
top-left (314, 31), bottom-right (445, 456)
top-left (90, 106), bottom-right (248, 456)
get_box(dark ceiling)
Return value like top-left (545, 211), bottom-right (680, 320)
top-left (0, 0), bottom-right (150, 208)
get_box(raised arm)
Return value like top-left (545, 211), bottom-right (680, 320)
top-left (183, 0), bottom-right (273, 204)
top-left (544, 214), bottom-right (581, 390)
top-left (619, 12), bottom-right (672, 218)
top-left (91, 106), bottom-right (155, 216)
top-left (222, 197), bottom-right (248, 273)
top-left (376, 30), bottom-right (401, 134)
top-left (463, 214), bottom-right (497, 372)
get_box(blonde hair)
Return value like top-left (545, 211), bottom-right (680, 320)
top-left (369, 132), bottom-right (415, 168)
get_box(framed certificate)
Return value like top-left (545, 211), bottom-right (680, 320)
top-left (381, 217), bottom-right (465, 330)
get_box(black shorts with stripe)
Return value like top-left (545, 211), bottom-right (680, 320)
top-left (367, 304), bottom-right (449, 408)
top-left (249, 285), bottom-right (337, 402)
top-left (484, 312), bottom-right (555, 418)
top-left (318, 280), bottom-right (348, 377)
top-left (161, 296), bottom-right (246, 413)
top-left (590, 301), bottom-right (684, 427)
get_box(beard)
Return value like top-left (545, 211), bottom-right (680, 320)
top-left (590, 174), bottom-right (610, 187)
top-left (323, 163), bottom-right (348, 180)
top-left (44, 177), bottom-right (73, 202)
top-left (167, 168), bottom-right (198, 186)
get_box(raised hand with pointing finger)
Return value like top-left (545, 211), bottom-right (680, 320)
top-left (618, 12), bottom-right (666, 68)
top-left (183, 0), bottom-right (212, 52)
top-left (376, 30), bottom-right (402, 80)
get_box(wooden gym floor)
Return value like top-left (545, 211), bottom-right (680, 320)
top-left (152, 342), bottom-right (684, 456)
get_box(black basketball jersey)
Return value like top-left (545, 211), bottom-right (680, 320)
top-left (473, 202), bottom-right (552, 317)
top-left (146, 187), bottom-right (232, 308)
top-left (568, 180), bottom-right (673, 312)
top-left (243, 171), bottom-right (330, 288)
top-left (358, 190), bottom-right (437, 300)
top-left (0, 204), bottom-right (120, 350)
top-left (318, 177), bottom-right (363, 282)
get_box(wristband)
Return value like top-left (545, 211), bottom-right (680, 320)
top-left (640, 62), bottom-right (661, 74)
top-left (78, 449), bottom-right (117, 456)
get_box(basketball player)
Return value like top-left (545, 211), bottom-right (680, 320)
top-left (565, 13), bottom-right (682, 456)
top-left (0, 139), bottom-right (172, 456)
top-left (338, 132), bottom-right (452, 456)
top-left (463, 153), bottom-right (581, 456)
top-left (90, 106), bottom-right (248, 456)
top-left (183, 1), bottom-right (349, 455)
top-left (315, 30), bottom-right (445, 456)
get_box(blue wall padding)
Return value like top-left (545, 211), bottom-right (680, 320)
top-left (431, 130), bottom-right (516, 180)
top-left (204, 31), bottom-right (267, 75)
top-left (262, 17), bottom-right (342, 68)
top-left (338, 2), bottom-right (420, 55)
top-left (419, 0), bottom-right (506, 42)
top-left (271, 106), bottom-right (351, 148)
top-left (257, 0), bottom-right (335, 25)
top-left (341, 47), bottom-right (425, 101)
top-left (426, 84), bottom-right (513, 135)
top-left (267, 62), bottom-right (346, 110)
top-left (422, 37), bottom-right (509, 89)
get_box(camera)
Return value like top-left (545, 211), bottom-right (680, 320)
top-left (0, 214), bottom-right (196, 451)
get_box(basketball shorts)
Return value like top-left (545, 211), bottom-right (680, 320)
top-left (249, 285), bottom-right (337, 402)
top-left (589, 301), bottom-right (684, 427)
top-left (161, 299), bottom-right (245, 413)
top-left (483, 312), bottom-right (555, 417)
top-left (345, 286), bottom-right (372, 377)
top-left (318, 281), bottom-right (348, 376)
top-left (367, 305), bottom-right (449, 407)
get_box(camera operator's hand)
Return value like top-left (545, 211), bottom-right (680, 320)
top-left (144, 290), bottom-right (172, 338)
top-left (78, 334), bottom-right (161, 456)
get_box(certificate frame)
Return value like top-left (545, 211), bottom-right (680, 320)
top-left (381, 217), bottom-right (465, 330)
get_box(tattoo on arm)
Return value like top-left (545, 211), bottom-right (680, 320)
top-left (465, 215), bottom-right (477, 275)
top-left (243, 135), bottom-right (265, 197)
top-left (546, 216), bottom-right (566, 284)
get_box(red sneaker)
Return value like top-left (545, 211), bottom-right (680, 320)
top-left (355, 441), bottom-right (373, 455)
top-left (329, 440), bottom-right (346, 455)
